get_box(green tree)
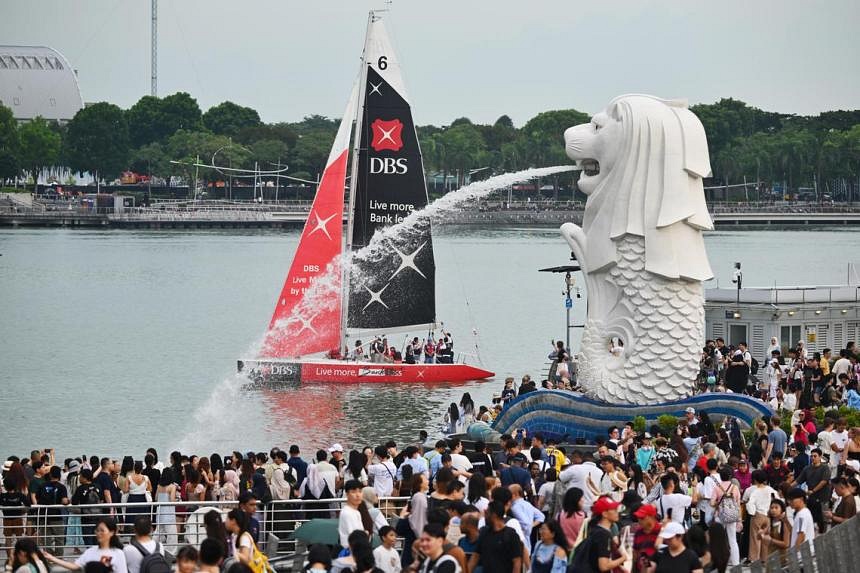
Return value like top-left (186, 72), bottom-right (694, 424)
top-left (18, 117), bottom-right (60, 191)
top-left (203, 101), bottom-right (261, 137)
top-left (0, 103), bottom-right (19, 181)
top-left (160, 92), bottom-right (204, 133)
top-left (236, 122), bottom-right (298, 148)
top-left (290, 130), bottom-right (334, 178)
top-left (65, 102), bottom-right (130, 181)
top-left (520, 109), bottom-right (589, 167)
top-left (127, 92), bottom-right (203, 148)
top-left (438, 123), bottom-right (486, 187)
top-left (129, 142), bottom-right (169, 179)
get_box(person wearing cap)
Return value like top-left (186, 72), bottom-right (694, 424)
top-left (649, 521), bottom-right (702, 573)
top-left (499, 453), bottom-right (531, 494)
top-left (328, 443), bottom-right (346, 474)
top-left (684, 407), bottom-right (698, 427)
top-left (786, 488), bottom-right (815, 548)
top-left (583, 496), bottom-right (629, 572)
top-left (632, 504), bottom-right (661, 573)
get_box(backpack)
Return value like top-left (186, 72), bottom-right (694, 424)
top-left (750, 356), bottom-right (760, 375)
top-left (131, 540), bottom-right (171, 573)
top-left (80, 485), bottom-right (102, 515)
top-left (713, 483), bottom-right (740, 524)
top-left (567, 533), bottom-right (596, 573)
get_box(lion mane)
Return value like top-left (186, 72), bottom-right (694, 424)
top-left (580, 94), bottom-right (714, 282)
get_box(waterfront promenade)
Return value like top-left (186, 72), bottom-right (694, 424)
top-left (4, 198), bottom-right (860, 229)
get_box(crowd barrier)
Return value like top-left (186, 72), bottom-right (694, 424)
top-left (730, 513), bottom-right (860, 573)
top-left (0, 496), bottom-right (409, 570)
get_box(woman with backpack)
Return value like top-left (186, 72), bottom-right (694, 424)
top-left (1, 461), bottom-right (30, 561)
top-left (709, 467), bottom-right (740, 567)
top-left (44, 516), bottom-right (128, 573)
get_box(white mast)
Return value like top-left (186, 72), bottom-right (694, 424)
top-left (340, 11), bottom-right (375, 354)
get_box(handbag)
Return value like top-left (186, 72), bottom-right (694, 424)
top-left (384, 463), bottom-right (400, 496)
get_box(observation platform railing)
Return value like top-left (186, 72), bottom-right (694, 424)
top-left (0, 496), bottom-right (409, 571)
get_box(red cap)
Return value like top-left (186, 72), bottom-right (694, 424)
top-left (633, 504), bottom-right (657, 519)
top-left (592, 496), bottom-right (621, 516)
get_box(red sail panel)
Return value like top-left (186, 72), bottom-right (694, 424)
top-left (261, 149), bottom-right (348, 358)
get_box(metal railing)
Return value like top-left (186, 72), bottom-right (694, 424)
top-left (0, 496), bottom-right (409, 568)
top-left (729, 513), bottom-right (860, 573)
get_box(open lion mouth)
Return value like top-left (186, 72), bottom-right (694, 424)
top-left (578, 159), bottom-right (600, 177)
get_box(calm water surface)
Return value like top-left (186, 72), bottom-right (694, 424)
top-left (1, 227), bottom-right (858, 459)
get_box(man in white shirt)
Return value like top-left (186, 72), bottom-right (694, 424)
top-left (367, 446), bottom-right (398, 497)
top-left (787, 488), bottom-right (815, 550)
top-left (697, 459), bottom-right (719, 524)
top-left (833, 349), bottom-right (851, 378)
top-left (559, 454), bottom-right (603, 513)
top-left (313, 449), bottom-right (339, 497)
top-left (830, 419), bottom-right (850, 477)
top-left (448, 438), bottom-right (474, 478)
top-left (654, 474), bottom-right (694, 524)
top-left (124, 516), bottom-right (165, 573)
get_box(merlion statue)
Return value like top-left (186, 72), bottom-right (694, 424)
top-left (561, 94), bottom-right (714, 404)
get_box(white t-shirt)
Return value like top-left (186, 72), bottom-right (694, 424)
top-left (537, 482), bottom-right (556, 512)
top-left (791, 507), bottom-right (815, 547)
top-left (450, 453), bottom-right (473, 474)
top-left (559, 462), bottom-right (602, 511)
top-left (657, 493), bottom-right (692, 524)
top-left (368, 461), bottom-right (397, 497)
top-left (338, 504), bottom-right (366, 548)
top-left (123, 539), bottom-right (165, 573)
top-left (373, 545), bottom-right (402, 573)
top-left (75, 547), bottom-right (128, 573)
top-left (831, 430), bottom-right (849, 466)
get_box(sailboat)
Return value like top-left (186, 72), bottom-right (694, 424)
top-left (237, 11), bottom-right (494, 385)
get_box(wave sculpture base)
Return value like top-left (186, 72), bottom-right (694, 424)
top-left (484, 390), bottom-right (773, 443)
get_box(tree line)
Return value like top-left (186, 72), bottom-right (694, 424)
top-left (0, 93), bottom-right (858, 199)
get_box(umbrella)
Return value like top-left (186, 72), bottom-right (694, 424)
top-left (289, 518), bottom-right (381, 547)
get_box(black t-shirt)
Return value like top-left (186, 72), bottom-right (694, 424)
top-left (475, 525), bottom-right (522, 573)
top-left (36, 481), bottom-right (68, 516)
top-left (466, 452), bottom-right (493, 476)
top-left (652, 547), bottom-right (702, 573)
top-left (587, 525), bottom-right (613, 572)
top-left (420, 555), bottom-right (458, 573)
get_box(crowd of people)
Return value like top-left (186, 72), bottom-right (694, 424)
top-left (335, 333), bottom-right (455, 365)
top-left (696, 338), bottom-right (860, 411)
top-left (3, 392), bottom-right (860, 573)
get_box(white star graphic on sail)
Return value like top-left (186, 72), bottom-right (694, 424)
top-left (308, 211), bottom-right (336, 241)
top-left (363, 284), bottom-right (390, 311)
top-left (369, 81), bottom-right (382, 96)
top-left (285, 311), bottom-right (318, 335)
top-left (390, 241), bottom-right (428, 280)
top-left (378, 126), bottom-right (397, 144)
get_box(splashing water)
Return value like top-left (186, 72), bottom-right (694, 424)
top-left (173, 166), bottom-right (574, 451)
top-left (355, 166), bottom-right (575, 266)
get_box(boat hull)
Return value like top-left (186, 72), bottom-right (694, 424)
top-left (238, 358), bottom-right (493, 386)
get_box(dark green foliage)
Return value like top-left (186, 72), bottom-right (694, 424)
top-left (65, 102), bottom-right (130, 179)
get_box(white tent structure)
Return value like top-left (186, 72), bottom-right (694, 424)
top-left (0, 45), bottom-right (84, 124)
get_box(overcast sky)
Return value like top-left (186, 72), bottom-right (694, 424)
top-left (2, 0), bottom-right (858, 126)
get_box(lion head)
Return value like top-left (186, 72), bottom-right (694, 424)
top-left (564, 94), bottom-right (714, 282)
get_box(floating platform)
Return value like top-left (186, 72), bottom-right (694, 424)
top-left (487, 390), bottom-right (773, 442)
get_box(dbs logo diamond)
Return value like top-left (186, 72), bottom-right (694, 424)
top-left (370, 118), bottom-right (404, 152)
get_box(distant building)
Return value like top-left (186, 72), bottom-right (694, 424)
top-left (0, 45), bottom-right (84, 124)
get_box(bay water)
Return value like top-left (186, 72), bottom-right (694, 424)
top-left (0, 227), bottom-right (857, 459)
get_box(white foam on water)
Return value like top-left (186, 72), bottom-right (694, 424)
top-left (173, 166), bottom-right (574, 451)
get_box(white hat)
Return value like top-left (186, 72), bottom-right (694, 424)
top-left (661, 522), bottom-right (685, 538)
top-left (327, 443), bottom-right (344, 453)
top-left (2, 460), bottom-right (12, 472)
top-left (685, 407), bottom-right (695, 414)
